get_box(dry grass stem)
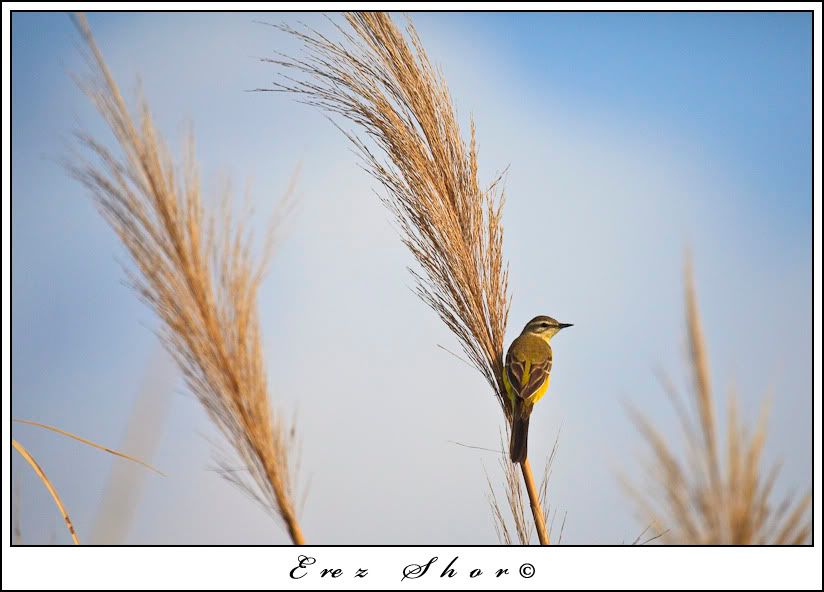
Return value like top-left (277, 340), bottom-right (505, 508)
top-left (629, 523), bottom-right (669, 545)
top-left (68, 13), bottom-right (304, 544)
top-left (520, 461), bottom-right (550, 545)
top-left (12, 439), bottom-right (79, 545)
top-left (625, 256), bottom-right (811, 544)
top-left (267, 10), bottom-right (554, 544)
top-left (14, 418), bottom-right (164, 476)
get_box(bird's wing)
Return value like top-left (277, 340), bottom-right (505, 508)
top-left (505, 350), bottom-right (526, 395)
top-left (519, 357), bottom-right (551, 401)
top-left (506, 347), bottom-right (552, 401)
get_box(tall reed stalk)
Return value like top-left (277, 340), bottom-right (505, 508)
top-left (68, 13), bottom-right (305, 544)
top-left (625, 256), bottom-right (811, 544)
top-left (265, 12), bottom-right (549, 544)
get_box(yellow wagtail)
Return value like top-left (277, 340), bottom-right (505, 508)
top-left (503, 315), bottom-right (572, 463)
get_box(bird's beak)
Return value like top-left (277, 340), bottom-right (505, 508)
top-left (558, 323), bottom-right (573, 329)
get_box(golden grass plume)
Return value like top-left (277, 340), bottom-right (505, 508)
top-left (625, 256), bottom-right (811, 544)
top-left (68, 13), bottom-right (304, 544)
top-left (264, 12), bottom-right (510, 409)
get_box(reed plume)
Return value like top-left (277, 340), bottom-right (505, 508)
top-left (68, 13), bottom-right (304, 544)
top-left (265, 12), bottom-right (549, 543)
top-left (264, 13), bottom-right (509, 404)
top-left (625, 256), bottom-right (811, 544)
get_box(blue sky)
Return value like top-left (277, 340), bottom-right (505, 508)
top-left (11, 11), bottom-right (811, 544)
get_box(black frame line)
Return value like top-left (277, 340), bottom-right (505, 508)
top-left (5, 6), bottom-right (816, 549)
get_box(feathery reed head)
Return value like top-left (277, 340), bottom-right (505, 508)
top-left (625, 255), bottom-right (811, 544)
top-left (265, 12), bottom-right (511, 413)
top-left (68, 13), bottom-right (304, 544)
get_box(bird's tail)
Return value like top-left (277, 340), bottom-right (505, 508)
top-left (509, 413), bottom-right (530, 464)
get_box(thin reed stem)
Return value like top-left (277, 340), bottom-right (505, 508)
top-left (13, 419), bottom-right (164, 476)
top-left (521, 459), bottom-right (550, 545)
top-left (12, 439), bottom-right (79, 545)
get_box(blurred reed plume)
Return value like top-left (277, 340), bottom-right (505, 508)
top-left (625, 256), bottom-right (811, 544)
top-left (68, 14), bottom-right (305, 544)
top-left (91, 348), bottom-right (175, 544)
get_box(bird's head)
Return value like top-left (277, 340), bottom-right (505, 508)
top-left (521, 315), bottom-right (573, 343)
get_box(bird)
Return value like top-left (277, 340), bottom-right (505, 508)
top-left (503, 315), bottom-right (572, 463)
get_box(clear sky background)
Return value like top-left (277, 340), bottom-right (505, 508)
top-left (11, 11), bottom-right (812, 544)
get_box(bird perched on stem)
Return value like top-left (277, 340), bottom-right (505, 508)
top-left (503, 316), bottom-right (572, 463)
